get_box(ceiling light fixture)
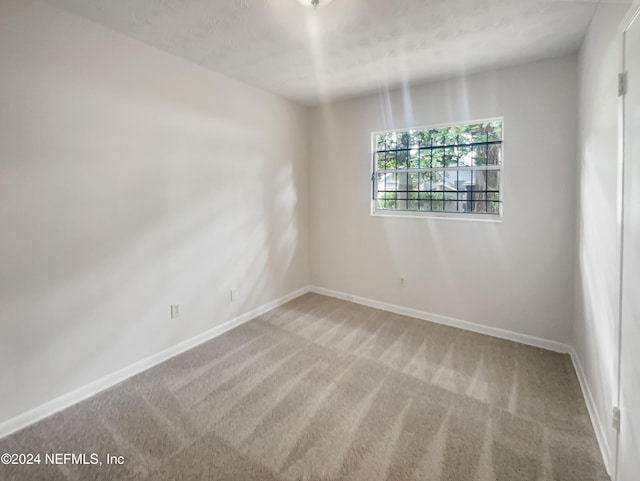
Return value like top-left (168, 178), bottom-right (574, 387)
top-left (296, 0), bottom-right (333, 9)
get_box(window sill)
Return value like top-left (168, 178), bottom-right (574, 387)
top-left (371, 210), bottom-right (503, 223)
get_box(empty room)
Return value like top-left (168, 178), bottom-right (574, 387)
top-left (1, 0), bottom-right (639, 480)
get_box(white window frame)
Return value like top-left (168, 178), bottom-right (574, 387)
top-left (370, 117), bottom-right (504, 221)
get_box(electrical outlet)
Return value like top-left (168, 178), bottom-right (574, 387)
top-left (399, 277), bottom-right (405, 287)
top-left (170, 304), bottom-right (180, 319)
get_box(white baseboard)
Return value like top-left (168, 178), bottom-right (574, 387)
top-left (309, 286), bottom-right (572, 353)
top-left (308, 285), bottom-right (613, 476)
top-left (0, 283), bottom-right (613, 480)
top-left (0, 286), bottom-right (310, 440)
top-left (568, 347), bottom-right (613, 477)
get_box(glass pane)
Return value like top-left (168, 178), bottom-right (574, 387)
top-left (485, 121), bottom-right (502, 142)
top-left (464, 123), bottom-right (483, 144)
top-left (409, 147), bottom-right (420, 168)
top-left (396, 150), bottom-right (408, 169)
top-left (466, 189), bottom-right (493, 213)
top-left (455, 144), bottom-right (471, 163)
top-left (376, 133), bottom-right (394, 151)
top-left (377, 192), bottom-right (397, 209)
top-left (377, 173), bottom-right (397, 192)
top-left (430, 128), bottom-right (447, 147)
top-left (443, 147), bottom-right (456, 167)
top-left (397, 132), bottom-right (410, 149)
top-left (408, 173), bottom-right (420, 191)
top-left (458, 146), bottom-right (475, 167)
top-left (421, 171), bottom-right (440, 191)
top-left (472, 169), bottom-right (487, 191)
top-left (486, 170), bottom-right (500, 191)
top-left (416, 131), bottom-right (430, 147)
top-left (419, 150), bottom-right (432, 168)
top-left (453, 169), bottom-right (472, 191)
top-left (444, 192), bottom-right (458, 212)
top-left (377, 152), bottom-right (392, 171)
top-left (443, 170), bottom-right (458, 191)
top-left (468, 145), bottom-right (487, 166)
top-left (409, 130), bottom-right (420, 149)
top-left (375, 120), bottom-right (502, 215)
top-left (431, 193), bottom-right (444, 211)
top-left (432, 148), bottom-right (445, 168)
top-left (430, 170), bottom-right (449, 191)
top-left (445, 127), bottom-right (459, 146)
top-left (489, 201), bottom-right (501, 214)
top-left (397, 172), bottom-right (408, 190)
top-left (487, 143), bottom-right (501, 165)
top-left (389, 151), bottom-right (398, 170)
top-left (457, 192), bottom-right (465, 213)
top-left (419, 172), bottom-right (432, 191)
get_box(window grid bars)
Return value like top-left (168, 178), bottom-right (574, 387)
top-left (374, 125), bottom-right (503, 215)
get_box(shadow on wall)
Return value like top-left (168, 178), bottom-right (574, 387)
top-left (576, 140), bottom-right (619, 430)
top-left (0, 91), bottom-right (302, 422)
top-left (308, 57), bottom-right (577, 343)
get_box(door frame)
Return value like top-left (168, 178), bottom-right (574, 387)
top-left (615, 3), bottom-right (640, 480)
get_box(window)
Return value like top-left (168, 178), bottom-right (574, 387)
top-left (371, 119), bottom-right (503, 218)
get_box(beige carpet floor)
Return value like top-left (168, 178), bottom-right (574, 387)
top-left (0, 293), bottom-right (609, 481)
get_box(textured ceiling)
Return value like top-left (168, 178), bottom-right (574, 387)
top-left (41, 0), bottom-right (611, 104)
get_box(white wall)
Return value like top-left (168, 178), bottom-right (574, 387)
top-left (308, 56), bottom-right (578, 344)
top-left (0, 0), bottom-right (308, 424)
top-left (1, 3), bottom-right (630, 471)
top-left (575, 2), bottom-right (630, 472)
